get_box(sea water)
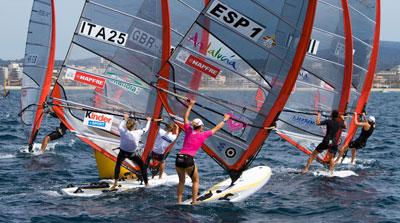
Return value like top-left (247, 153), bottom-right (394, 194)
top-left (0, 91), bottom-right (399, 222)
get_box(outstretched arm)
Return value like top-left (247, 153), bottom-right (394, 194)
top-left (142, 117), bottom-right (152, 133)
top-left (316, 112), bottom-right (321, 125)
top-left (119, 113), bottom-right (129, 131)
top-left (184, 99), bottom-right (195, 124)
top-left (211, 114), bottom-right (231, 135)
top-left (354, 112), bottom-right (369, 128)
top-left (340, 114), bottom-right (347, 129)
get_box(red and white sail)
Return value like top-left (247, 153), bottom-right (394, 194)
top-left (21, 0), bottom-right (56, 146)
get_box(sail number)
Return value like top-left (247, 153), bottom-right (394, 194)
top-left (206, 0), bottom-right (265, 42)
top-left (79, 21), bottom-right (128, 47)
top-left (25, 54), bottom-right (39, 65)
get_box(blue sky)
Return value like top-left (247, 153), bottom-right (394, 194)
top-left (0, 0), bottom-right (399, 60)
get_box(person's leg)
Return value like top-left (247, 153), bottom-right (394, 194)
top-left (302, 149), bottom-right (320, 174)
top-left (111, 150), bottom-right (125, 189)
top-left (186, 165), bottom-right (199, 204)
top-left (335, 145), bottom-right (349, 163)
top-left (130, 155), bottom-right (148, 186)
top-left (329, 152), bottom-right (335, 175)
top-left (329, 145), bottom-right (338, 174)
top-left (176, 166), bottom-right (186, 203)
top-left (351, 148), bottom-right (357, 164)
top-left (41, 136), bottom-right (51, 152)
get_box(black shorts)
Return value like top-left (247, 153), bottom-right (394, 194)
top-left (151, 151), bottom-right (165, 162)
top-left (47, 130), bottom-right (63, 141)
top-left (315, 141), bottom-right (338, 155)
top-left (175, 154), bottom-right (195, 168)
top-left (349, 138), bottom-right (366, 150)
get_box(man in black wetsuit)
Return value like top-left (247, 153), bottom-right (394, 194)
top-left (40, 109), bottom-right (67, 152)
top-left (335, 112), bottom-right (375, 164)
top-left (302, 110), bottom-right (346, 175)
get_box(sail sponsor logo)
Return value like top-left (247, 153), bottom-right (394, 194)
top-left (188, 32), bottom-right (237, 70)
top-left (291, 115), bottom-right (316, 127)
top-left (263, 35), bottom-right (277, 48)
top-left (206, 0), bottom-right (265, 42)
top-left (226, 112), bottom-right (245, 132)
top-left (83, 111), bottom-right (113, 131)
top-left (25, 54), bottom-right (39, 65)
top-left (177, 50), bottom-right (221, 78)
top-left (298, 70), bottom-right (309, 80)
top-left (130, 28), bottom-right (161, 52)
top-left (65, 69), bottom-right (106, 88)
top-left (78, 21), bottom-right (128, 46)
top-left (109, 79), bottom-right (141, 95)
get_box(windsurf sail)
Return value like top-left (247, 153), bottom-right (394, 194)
top-left (275, 0), bottom-right (358, 163)
top-left (342, 0), bottom-right (380, 148)
top-left (49, 0), bottom-right (206, 178)
top-left (152, 0), bottom-right (317, 181)
top-left (20, 0), bottom-right (56, 148)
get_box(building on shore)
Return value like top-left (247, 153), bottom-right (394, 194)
top-left (373, 65), bottom-right (400, 88)
top-left (7, 63), bottom-right (23, 86)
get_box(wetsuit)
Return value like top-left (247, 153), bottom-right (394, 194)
top-left (114, 119), bottom-right (150, 184)
top-left (316, 119), bottom-right (346, 155)
top-left (349, 124), bottom-right (375, 150)
top-left (47, 122), bottom-right (67, 140)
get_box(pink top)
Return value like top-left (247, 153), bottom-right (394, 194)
top-left (179, 123), bottom-right (213, 157)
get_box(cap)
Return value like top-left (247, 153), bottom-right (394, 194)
top-left (367, 116), bottom-right (375, 123)
top-left (192, 118), bottom-right (204, 127)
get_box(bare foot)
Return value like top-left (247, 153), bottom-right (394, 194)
top-left (110, 183), bottom-right (118, 190)
top-left (301, 168), bottom-right (309, 175)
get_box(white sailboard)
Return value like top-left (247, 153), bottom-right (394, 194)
top-left (313, 170), bottom-right (357, 178)
top-left (182, 166), bottom-right (271, 204)
top-left (62, 173), bottom-right (191, 197)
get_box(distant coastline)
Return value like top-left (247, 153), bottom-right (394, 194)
top-left (5, 86), bottom-right (400, 92)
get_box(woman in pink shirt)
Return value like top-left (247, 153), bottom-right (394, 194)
top-left (175, 99), bottom-right (230, 204)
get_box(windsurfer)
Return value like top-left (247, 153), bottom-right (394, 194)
top-left (302, 110), bottom-right (346, 175)
top-left (149, 121), bottom-right (179, 179)
top-left (111, 114), bottom-right (151, 189)
top-left (40, 108), bottom-right (67, 152)
top-left (335, 112), bottom-right (375, 164)
top-left (175, 99), bottom-right (230, 204)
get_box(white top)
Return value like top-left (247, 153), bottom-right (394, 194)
top-left (152, 128), bottom-right (177, 155)
top-left (118, 119), bottom-right (150, 153)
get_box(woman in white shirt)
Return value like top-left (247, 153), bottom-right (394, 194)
top-left (150, 122), bottom-right (179, 179)
top-left (111, 113), bottom-right (151, 189)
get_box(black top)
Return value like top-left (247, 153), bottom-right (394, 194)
top-left (358, 124), bottom-right (375, 141)
top-left (320, 119), bottom-right (346, 145)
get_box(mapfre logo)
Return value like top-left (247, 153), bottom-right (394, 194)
top-left (83, 111), bottom-right (114, 131)
top-left (65, 69), bottom-right (106, 88)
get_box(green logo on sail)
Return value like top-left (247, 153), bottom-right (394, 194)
top-left (109, 79), bottom-right (141, 95)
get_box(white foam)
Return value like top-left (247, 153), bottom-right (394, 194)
top-left (19, 142), bottom-right (58, 156)
top-left (41, 190), bottom-right (62, 197)
top-left (313, 170), bottom-right (358, 178)
top-left (0, 153), bottom-right (16, 159)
